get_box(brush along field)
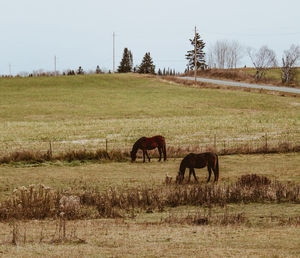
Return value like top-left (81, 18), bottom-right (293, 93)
top-left (0, 74), bottom-right (300, 155)
top-left (0, 74), bottom-right (300, 256)
top-left (244, 67), bottom-right (300, 85)
top-left (194, 67), bottom-right (300, 87)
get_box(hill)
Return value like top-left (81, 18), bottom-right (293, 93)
top-left (0, 73), bottom-right (300, 156)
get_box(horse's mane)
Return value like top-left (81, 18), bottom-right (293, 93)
top-left (179, 157), bottom-right (187, 176)
top-left (131, 137), bottom-right (145, 154)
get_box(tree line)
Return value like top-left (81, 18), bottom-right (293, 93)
top-left (6, 30), bottom-right (299, 84)
top-left (186, 32), bottom-right (300, 85)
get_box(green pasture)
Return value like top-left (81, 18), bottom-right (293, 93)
top-left (0, 74), bottom-right (300, 155)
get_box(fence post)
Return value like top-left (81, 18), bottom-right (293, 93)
top-left (105, 139), bottom-right (108, 152)
top-left (265, 133), bottom-right (268, 151)
top-left (49, 141), bottom-right (53, 158)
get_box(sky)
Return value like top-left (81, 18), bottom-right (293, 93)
top-left (0, 0), bottom-right (299, 75)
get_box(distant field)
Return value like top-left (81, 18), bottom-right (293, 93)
top-left (244, 67), bottom-right (300, 84)
top-left (193, 67), bottom-right (300, 86)
top-left (0, 74), bottom-right (300, 155)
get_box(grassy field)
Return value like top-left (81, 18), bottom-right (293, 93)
top-left (0, 153), bottom-right (300, 256)
top-left (0, 74), bottom-right (300, 256)
top-left (0, 153), bottom-right (300, 199)
top-left (0, 74), bottom-right (300, 155)
top-left (0, 218), bottom-right (300, 257)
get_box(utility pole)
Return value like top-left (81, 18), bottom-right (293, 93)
top-left (54, 55), bottom-right (56, 76)
top-left (113, 32), bottom-right (115, 73)
top-left (194, 26), bottom-right (197, 83)
top-left (9, 64), bottom-right (11, 76)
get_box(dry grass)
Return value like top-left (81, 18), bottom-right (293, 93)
top-left (185, 68), bottom-right (253, 82)
top-left (163, 209), bottom-right (248, 226)
top-left (0, 219), bottom-right (299, 257)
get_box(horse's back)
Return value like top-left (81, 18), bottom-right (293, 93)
top-left (145, 135), bottom-right (165, 145)
top-left (135, 135), bottom-right (165, 150)
top-left (184, 152), bottom-right (217, 168)
top-left (197, 152), bottom-right (217, 159)
top-left (151, 135), bottom-right (165, 142)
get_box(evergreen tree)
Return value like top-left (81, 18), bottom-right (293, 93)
top-left (158, 68), bottom-right (162, 76)
top-left (96, 65), bottom-right (102, 74)
top-left (138, 52), bottom-right (155, 74)
top-left (163, 68), bottom-right (166, 75)
top-left (129, 50), bottom-right (133, 71)
top-left (118, 48), bottom-right (133, 73)
top-left (185, 32), bottom-right (206, 70)
top-left (77, 66), bottom-right (84, 75)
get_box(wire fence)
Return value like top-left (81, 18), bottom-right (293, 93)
top-left (1, 131), bottom-right (300, 158)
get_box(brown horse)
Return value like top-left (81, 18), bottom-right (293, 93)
top-left (130, 135), bottom-right (167, 162)
top-left (176, 152), bottom-right (219, 183)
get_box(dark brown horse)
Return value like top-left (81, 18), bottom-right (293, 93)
top-left (130, 135), bottom-right (167, 162)
top-left (176, 152), bottom-right (219, 183)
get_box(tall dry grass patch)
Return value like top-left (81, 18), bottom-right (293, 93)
top-left (1, 174), bottom-right (299, 221)
top-left (1, 140), bottom-right (300, 165)
top-left (0, 149), bottom-right (128, 164)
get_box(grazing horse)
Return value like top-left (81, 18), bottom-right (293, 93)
top-left (130, 135), bottom-right (167, 163)
top-left (176, 152), bottom-right (219, 183)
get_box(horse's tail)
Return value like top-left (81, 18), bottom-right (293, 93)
top-left (162, 138), bottom-right (167, 161)
top-left (215, 154), bottom-right (219, 182)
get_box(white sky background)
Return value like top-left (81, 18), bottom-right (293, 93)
top-left (0, 0), bottom-right (299, 75)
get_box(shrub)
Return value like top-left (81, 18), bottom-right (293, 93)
top-left (236, 174), bottom-right (271, 188)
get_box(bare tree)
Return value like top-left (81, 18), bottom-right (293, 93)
top-left (213, 40), bottom-right (228, 68)
top-left (225, 41), bottom-right (244, 68)
top-left (247, 46), bottom-right (277, 81)
top-left (281, 44), bottom-right (300, 84)
top-left (210, 40), bottom-right (244, 69)
top-left (206, 49), bottom-right (215, 69)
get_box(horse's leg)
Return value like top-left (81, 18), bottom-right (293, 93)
top-left (207, 166), bottom-right (212, 182)
top-left (212, 165), bottom-right (218, 182)
top-left (145, 151), bottom-right (151, 162)
top-left (142, 150), bottom-right (146, 163)
top-left (192, 168), bottom-right (198, 182)
top-left (188, 168), bottom-right (193, 183)
top-left (163, 143), bottom-right (167, 161)
top-left (158, 147), bottom-right (162, 162)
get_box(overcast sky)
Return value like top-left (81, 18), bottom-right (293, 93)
top-left (1, 0), bottom-right (299, 75)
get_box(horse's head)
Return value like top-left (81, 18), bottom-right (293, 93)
top-left (130, 151), bottom-right (137, 162)
top-left (175, 171), bottom-right (184, 184)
